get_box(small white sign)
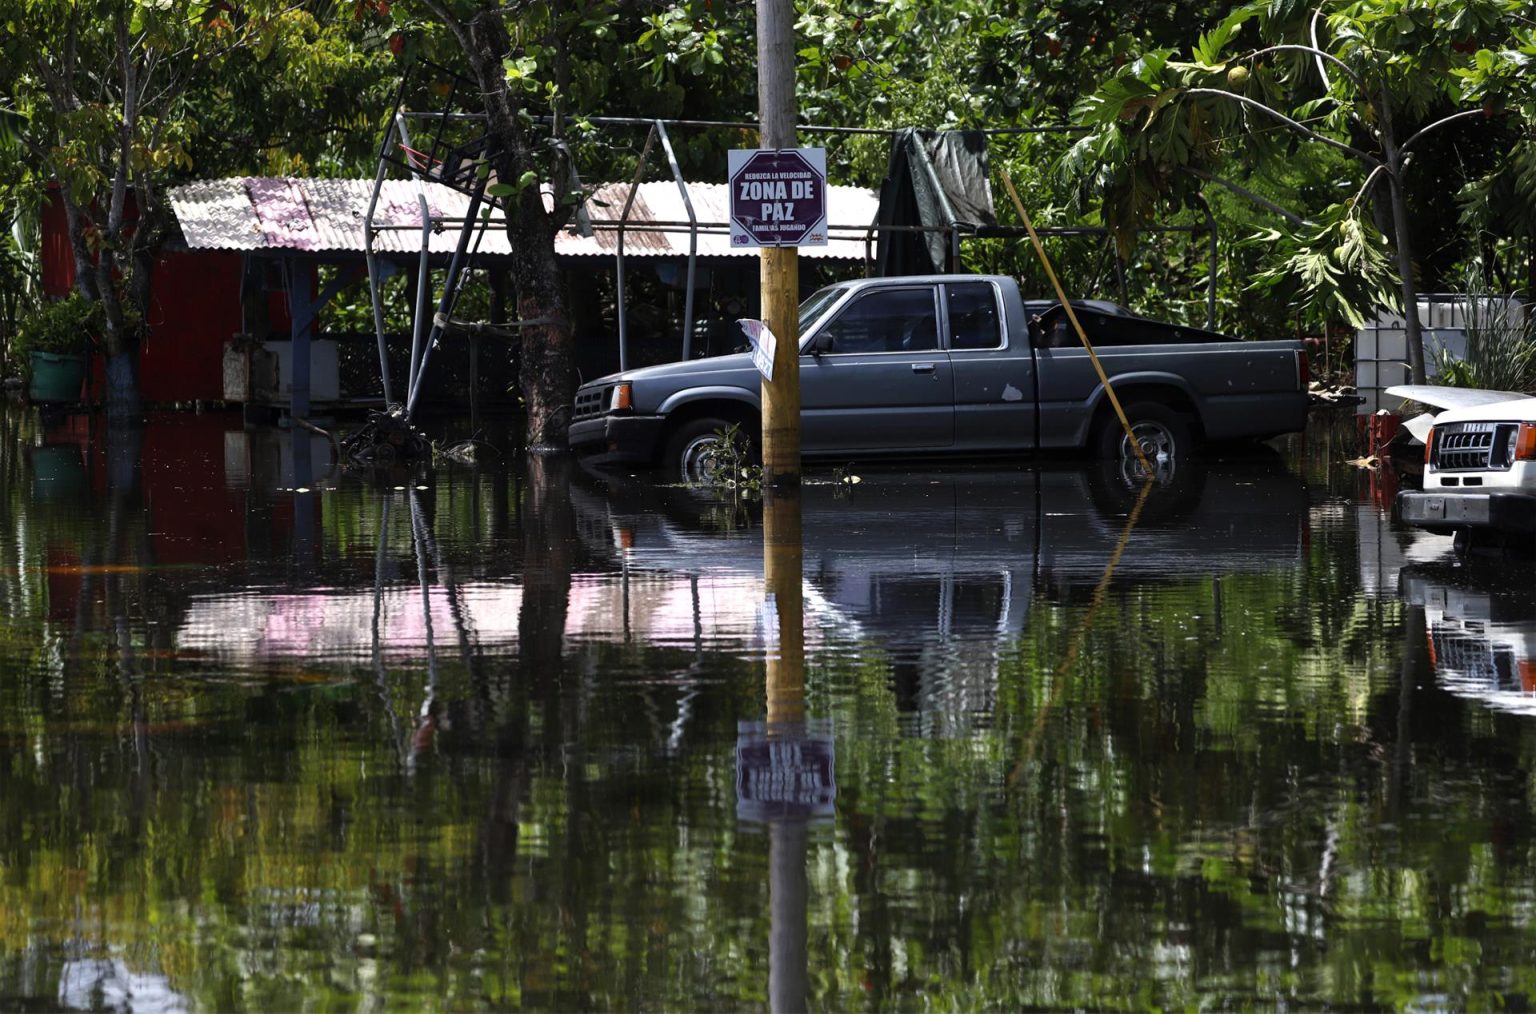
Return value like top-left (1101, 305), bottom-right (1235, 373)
top-left (757, 592), bottom-right (780, 649)
top-left (738, 318), bottom-right (777, 381)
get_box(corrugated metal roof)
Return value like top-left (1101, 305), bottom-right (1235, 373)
top-left (168, 177), bottom-right (879, 260)
top-left (170, 177), bottom-right (505, 255)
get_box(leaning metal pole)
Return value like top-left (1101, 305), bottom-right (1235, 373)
top-left (615, 125), bottom-right (657, 373)
top-left (405, 181), bottom-right (489, 420)
top-left (396, 112), bottom-right (435, 408)
top-left (362, 72), bottom-right (412, 408)
top-left (655, 120), bottom-right (699, 360)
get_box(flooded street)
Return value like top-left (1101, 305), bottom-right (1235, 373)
top-left (3, 405), bottom-right (1535, 1010)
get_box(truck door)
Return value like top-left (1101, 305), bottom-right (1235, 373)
top-left (944, 280), bottom-right (1035, 450)
top-left (799, 285), bottom-right (954, 453)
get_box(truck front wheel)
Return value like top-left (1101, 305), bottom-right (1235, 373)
top-left (664, 417), bottom-right (758, 484)
top-left (1094, 401), bottom-right (1191, 481)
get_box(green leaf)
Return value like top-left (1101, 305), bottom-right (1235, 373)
top-left (1193, 5), bottom-right (1257, 69)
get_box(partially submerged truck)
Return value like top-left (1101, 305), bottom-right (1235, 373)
top-left (568, 275), bottom-right (1310, 478)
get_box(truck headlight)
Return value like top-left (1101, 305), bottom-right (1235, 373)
top-left (609, 382), bottom-right (633, 412)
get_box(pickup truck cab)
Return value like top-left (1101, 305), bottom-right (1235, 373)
top-left (1396, 395), bottom-right (1536, 552)
top-left (568, 274), bottom-right (1309, 478)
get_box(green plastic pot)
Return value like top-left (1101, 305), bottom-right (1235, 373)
top-left (29, 351), bottom-right (86, 403)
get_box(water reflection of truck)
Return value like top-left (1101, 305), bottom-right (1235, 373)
top-left (1399, 561), bottom-right (1536, 715)
top-left (579, 460), bottom-right (1311, 716)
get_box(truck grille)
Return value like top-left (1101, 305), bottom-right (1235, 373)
top-left (1430, 628), bottom-right (1517, 688)
top-left (574, 386), bottom-right (607, 421)
top-left (1432, 423), bottom-right (1515, 472)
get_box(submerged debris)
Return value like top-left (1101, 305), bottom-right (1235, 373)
top-left (340, 409), bottom-right (433, 463)
top-left (436, 438), bottom-right (499, 465)
top-left (1309, 381), bottom-right (1363, 407)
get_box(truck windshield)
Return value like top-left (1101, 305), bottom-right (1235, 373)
top-left (796, 286), bottom-right (846, 343)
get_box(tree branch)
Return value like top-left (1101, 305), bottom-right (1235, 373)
top-left (1185, 88), bottom-right (1384, 168)
top-left (1189, 168), bottom-right (1310, 228)
top-left (1243, 44), bottom-right (1363, 91)
top-left (1400, 108), bottom-right (1489, 155)
top-left (1310, 10), bottom-right (1333, 91)
top-left (1350, 163), bottom-right (1387, 211)
top-left (417, 0), bottom-right (474, 56)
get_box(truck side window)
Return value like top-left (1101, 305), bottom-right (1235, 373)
top-left (946, 282), bottom-right (1003, 350)
top-left (818, 288), bottom-right (939, 354)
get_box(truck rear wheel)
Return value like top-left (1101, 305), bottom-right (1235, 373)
top-left (664, 417), bottom-right (757, 484)
top-left (1094, 401), bottom-right (1190, 482)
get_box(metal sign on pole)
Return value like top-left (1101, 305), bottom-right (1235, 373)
top-left (728, 148), bottom-right (828, 249)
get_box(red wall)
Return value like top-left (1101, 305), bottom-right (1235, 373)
top-left (141, 250), bottom-right (244, 402)
top-left (40, 185), bottom-right (74, 299)
top-left (42, 188), bottom-right (245, 403)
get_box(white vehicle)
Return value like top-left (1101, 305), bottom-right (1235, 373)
top-left (1391, 385), bottom-right (1536, 552)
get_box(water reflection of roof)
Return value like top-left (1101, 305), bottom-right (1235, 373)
top-left (167, 178), bottom-right (878, 260)
top-left (176, 571), bottom-right (855, 664)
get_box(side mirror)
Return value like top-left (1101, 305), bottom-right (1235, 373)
top-left (806, 332), bottom-right (831, 356)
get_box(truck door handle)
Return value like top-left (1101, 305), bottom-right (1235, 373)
top-left (911, 363), bottom-right (936, 374)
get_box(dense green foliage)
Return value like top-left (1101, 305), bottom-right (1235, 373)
top-left (4, 0), bottom-right (1536, 390)
top-left (0, 0), bottom-right (392, 400)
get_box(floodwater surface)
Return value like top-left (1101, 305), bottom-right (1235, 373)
top-left (2, 406), bottom-right (1534, 1010)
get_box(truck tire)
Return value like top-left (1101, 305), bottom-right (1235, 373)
top-left (1094, 401), bottom-right (1190, 482)
top-left (664, 416), bottom-right (757, 484)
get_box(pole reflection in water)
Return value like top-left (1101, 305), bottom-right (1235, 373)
top-left (765, 488), bottom-right (806, 1014)
top-left (290, 426), bottom-right (316, 580)
top-left (736, 487), bottom-right (835, 1014)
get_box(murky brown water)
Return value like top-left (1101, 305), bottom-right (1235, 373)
top-left (2, 405), bottom-right (1534, 1010)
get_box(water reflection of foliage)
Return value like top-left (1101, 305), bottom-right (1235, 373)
top-left (6, 429), bottom-right (1536, 1008)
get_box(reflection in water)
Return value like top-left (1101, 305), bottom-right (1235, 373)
top-left (8, 405), bottom-right (1536, 1008)
top-left (761, 488), bottom-right (810, 1014)
top-left (1401, 559), bottom-right (1536, 714)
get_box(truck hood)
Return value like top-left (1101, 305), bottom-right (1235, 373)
top-left (587, 351), bottom-right (759, 389)
top-left (1432, 396), bottom-right (1536, 425)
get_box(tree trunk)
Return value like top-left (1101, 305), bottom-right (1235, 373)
top-left (103, 351), bottom-right (142, 419)
top-left (1378, 97), bottom-right (1426, 385)
top-left (60, 191), bottom-right (100, 302)
top-left (458, 10), bottom-right (576, 454)
top-left (1386, 172), bottom-right (1426, 385)
top-left (514, 239), bottom-right (575, 452)
top-left (59, 186), bottom-right (145, 419)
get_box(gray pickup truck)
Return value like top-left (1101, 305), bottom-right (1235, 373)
top-left (568, 274), bottom-right (1309, 478)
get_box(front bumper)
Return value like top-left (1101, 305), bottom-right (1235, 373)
top-left (568, 413), bottom-right (667, 467)
top-left (1396, 490), bottom-right (1536, 535)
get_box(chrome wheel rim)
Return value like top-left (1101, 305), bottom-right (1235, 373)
top-left (678, 433), bottom-right (728, 484)
top-left (1115, 421), bottom-right (1178, 484)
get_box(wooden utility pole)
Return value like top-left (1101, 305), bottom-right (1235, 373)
top-left (758, 12), bottom-right (808, 1008)
top-left (758, 0), bottom-right (800, 489)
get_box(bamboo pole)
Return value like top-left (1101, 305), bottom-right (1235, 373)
top-left (999, 170), bottom-right (1154, 476)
